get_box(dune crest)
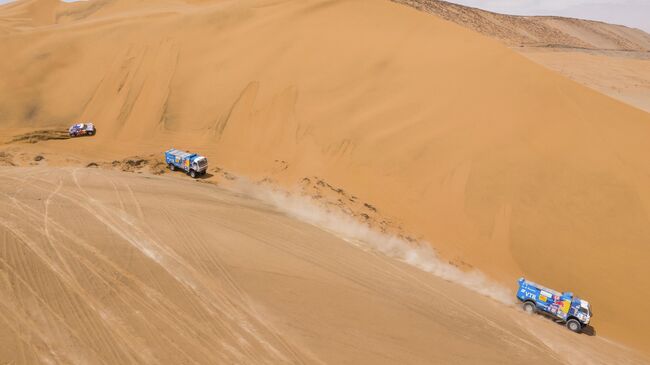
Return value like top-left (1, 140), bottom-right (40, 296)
top-left (394, 0), bottom-right (650, 113)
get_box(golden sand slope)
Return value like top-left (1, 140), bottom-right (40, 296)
top-left (519, 49), bottom-right (650, 113)
top-left (1, 0), bottom-right (650, 352)
top-left (394, 0), bottom-right (650, 113)
top-left (0, 166), bottom-right (648, 364)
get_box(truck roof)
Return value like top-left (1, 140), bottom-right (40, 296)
top-left (519, 278), bottom-right (563, 297)
top-left (166, 149), bottom-right (197, 159)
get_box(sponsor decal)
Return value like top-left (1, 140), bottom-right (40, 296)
top-left (562, 300), bottom-right (571, 314)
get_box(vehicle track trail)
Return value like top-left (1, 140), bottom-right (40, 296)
top-left (0, 167), bottom-right (647, 364)
top-left (0, 167), bottom-right (309, 364)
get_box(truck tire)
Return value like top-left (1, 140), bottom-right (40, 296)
top-left (566, 319), bottom-right (582, 333)
top-left (190, 170), bottom-right (197, 178)
top-left (523, 301), bottom-right (536, 314)
top-left (169, 163), bottom-right (175, 171)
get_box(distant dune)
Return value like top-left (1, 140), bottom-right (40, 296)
top-left (394, 0), bottom-right (650, 113)
top-left (1, 0), bottom-right (650, 356)
top-left (393, 0), bottom-right (650, 50)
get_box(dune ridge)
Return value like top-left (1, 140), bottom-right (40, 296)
top-left (393, 0), bottom-right (650, 113)
top-left (392, 0), bottom-right (650, 51)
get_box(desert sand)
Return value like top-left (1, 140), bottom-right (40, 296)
top-left (394, 0), bottom-right (650, 51)
top-left (519, 49), bottom-right (650, 113)
top-left (0, 166), bottom-right (648, 364)
top-left (1, 0), bottom-right (650, 360)
top-left (396, 0), bottom-right (650, 113)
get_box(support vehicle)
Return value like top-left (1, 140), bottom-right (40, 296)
top-left (68, 122), bottom-right (96, 137)
top-left (517, 277), bottom-right (592, 333)
top-left (165, 149), bottom-right (208, 178)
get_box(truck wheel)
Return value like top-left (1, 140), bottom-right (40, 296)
top-left (190, 170), bottom-right (197, 178)
top-left (566, 319), bottom-right (582, 333)
top-left (523, 302), bottom-right (536, 314)
top-left (169, 164), bottom-right (175, 171)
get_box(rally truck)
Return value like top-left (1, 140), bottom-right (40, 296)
top-left (517, 277), bottom-right (592, 333)
top-left (68, 122), bottom-right (96, 137)
top-left (165, 149), bottom-right (208, 178)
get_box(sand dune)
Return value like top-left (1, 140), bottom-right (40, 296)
top-left (394, 0), bottom-right (650, 113)
top-left (0, 166), bottom-right (648, 364)
top-left (519, 49), bottom-right (650, 113)
top-left (393, 0), bottom-right (650, 51)
top-left (1, 0), bottom-right (650, 356)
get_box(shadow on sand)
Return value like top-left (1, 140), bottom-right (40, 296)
top-left (535, 313), bottom-right (597, 337)
top-left (197, 173), bottom-right (214, 179)
top-left (168, 169), bottom-right (214, 180)
top-left (582, 324), bottom-right (596, 336)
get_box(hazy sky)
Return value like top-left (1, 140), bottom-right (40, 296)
top-left (447, 0), bottom-right (650, 33)
top-left (0, 0), bottom-right (648, 33)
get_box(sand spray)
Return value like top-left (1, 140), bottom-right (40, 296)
top-left (233, 180), bottom-right (514, 305)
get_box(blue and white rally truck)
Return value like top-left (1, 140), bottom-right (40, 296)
top-left (165, 149), bottom-right (208, 178)
top-left (517, 278), bottom-right (592, 333)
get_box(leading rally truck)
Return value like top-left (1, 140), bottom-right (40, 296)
top-left (517, 278), bottom-right (592, 333)
top-left (165, 149), bottom-right (208, 178)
